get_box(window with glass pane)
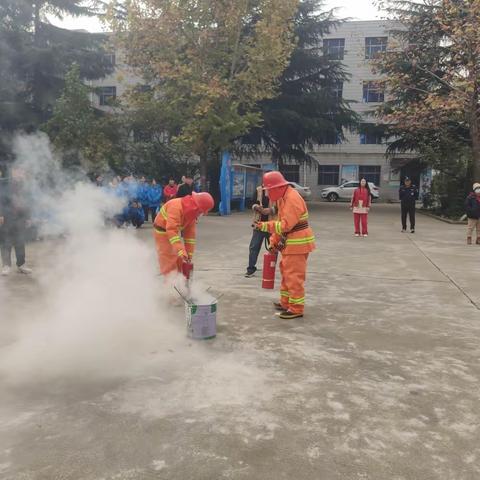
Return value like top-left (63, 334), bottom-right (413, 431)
top-left (332, 82), bottom-right (343, 100)
top-left (280, 165), bottom-right (300, 183)
top-left (105, 53), bottom-right (116, 66)
top-left (359, 165), bottom-right (381, 185)
top-left (318, 165), bottom-right (339, 185)
top-left (323, 38), bottom-right (345, 60)
top-left (365, 37), bottom-right (387, 59)
top-left (362, 81), bottom-right (384, 103)
top-left (98, 86), bottom-right (117, 106)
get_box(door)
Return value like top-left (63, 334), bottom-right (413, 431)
top-left (339, 181), bottom-right (359, 199)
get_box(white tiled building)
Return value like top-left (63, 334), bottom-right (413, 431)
top-left (89, 21), bottom-right (418, 201)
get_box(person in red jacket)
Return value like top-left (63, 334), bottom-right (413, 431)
top-left (163, 178), bottom-right (178, 203)
top-left (350, 178), bottom-right (371, 237)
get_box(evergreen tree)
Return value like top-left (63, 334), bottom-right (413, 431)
top-left (240, 0), bottom-right (359, 166)
top-left (0, 0), bottom-right (112, 133)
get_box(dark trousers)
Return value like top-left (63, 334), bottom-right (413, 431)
top-left (0, 227), bottom-right (26, 267)
top-left (143, 206), bottom-right (156, 222)
top-left (401, 204), bottom-right (416, 230)
top-left (247, 230), bottom-right (270, 273)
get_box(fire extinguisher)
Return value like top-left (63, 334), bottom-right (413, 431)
top-left (182, 261), bottom-right (194, 280)
top-left (262, 251), bottom-right (277, 289)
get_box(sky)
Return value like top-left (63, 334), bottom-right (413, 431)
top-left (51, 0), bottom-right (382, 32)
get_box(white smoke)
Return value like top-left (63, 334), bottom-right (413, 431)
top-left (0, 133), bottom-right (196, 382)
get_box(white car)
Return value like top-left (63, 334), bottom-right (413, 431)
top-left (290, 182), bottom-right (312, 199)
top-left (321, 181), bottom-right (380, 202)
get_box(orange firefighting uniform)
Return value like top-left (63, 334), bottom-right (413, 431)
top-left (153, 197), bottom-right (197, 276)
top-left (258, 187), bottom-right (315, 314)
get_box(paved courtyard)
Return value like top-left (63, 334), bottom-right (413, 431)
top-left (1, 203), bottom-right (480, 479)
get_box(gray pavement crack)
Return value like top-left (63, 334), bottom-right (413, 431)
top-left (406, 236), bottom-right (480, 311)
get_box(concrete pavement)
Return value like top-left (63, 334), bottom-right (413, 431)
top-left (1, 203), bottom-right (479, 480)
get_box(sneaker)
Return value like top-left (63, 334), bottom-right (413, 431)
top-left (355, 233), bottom-right (360, 237)
top-left (279, 310), bottom-right (303, 320)
top-left (17, 265), bottom-right (32, 274)
top-left (1, 266), bottom-right (11, 276)
top-left (245, 268), bottom-right (256, 278)
top-left (410, 229), bottom-right (415, 234)
top-left (273, 302), bottom-right (287, 312)
top-left (363, 234), bottom-right (368, 237)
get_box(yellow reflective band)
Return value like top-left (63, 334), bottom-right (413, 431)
top-left (261, 223), bottom-right (268, 233)
top-left (289, 297), bottom-right (305, 305)
top-left (154, 227), bottom-right (167, 235)
top-left (300, 213), bottom-right (309, 220)
top-left (160, 206), bottom-right (168, 220)
top-left (178, 250), bottom-right (186, 257)
top-left (275, 222), bottom-right (282, 235)
top-left (184, 239), bottom-right (196, 245)
top-left (280, 291), bottom-right (289, 297)
top-left (169, 236), bottom-right (181, 244)
top-left (285, 236), bottom-right (315, 245)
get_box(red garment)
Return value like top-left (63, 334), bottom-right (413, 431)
top-left (354, 213), bottom-right (368, 235)
top-left (164, 184), bottom-right (178, 201)
top-left (351, 187), bottom-right (371, 208)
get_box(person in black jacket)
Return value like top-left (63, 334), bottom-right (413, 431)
top-left (176, 176), bottom-right (194, 198)
top-left (245, 185), bottom-right (276, 278)
top-left (0, 167), bottom-right (32, 276)
top-left (399, 177), bottom-right (419, 233)
top-left (465, 182), bottom-right (480, 245)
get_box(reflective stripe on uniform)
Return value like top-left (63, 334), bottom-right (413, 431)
top-left (274, 221), bottom-right (282, 235)
top-left (300, 213), bottom-right (309, 221)
top-left (159, 206), bottom-right (168, 220)
top-left (285, 236), bottom-right (315, 245)
top-left (184, 238), bottom-right (196, 245)
top-left (154, 226), bottom-right (167, 235)
top-left (261, 223), bottom-right (269, 233)
top-left (178, 250), bottom-right (186, 257)
top-left (280, 290), bottom-right (289, 298)
top-left (169, 235), bottom-right (181, 244)
top-left (289, 296), bottom-right (305, 305)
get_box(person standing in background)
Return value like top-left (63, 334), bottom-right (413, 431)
top-left (399, 177), bottom-right (419, 233)
top-left (465, 182), bottom-right (480, 245)
top-left (163, 178), bottom-right (178, 203)
top-left (147, 179), bottom-right (163, 221)
top-left (177, 176), bottom-right (194, 198)
top-left (0, 167), bottom-right (32, 275)
top-left (350, 178), bottom-right (371, 237)
top-left (137, 176), bottom-right (150, 221)
top-left (245, 185), bottom-right (275, 278)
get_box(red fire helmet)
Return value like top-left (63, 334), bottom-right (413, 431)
top-left (192, 192), bottom-right (214, 214)
top-left (262, 171), bottom-right (289, 190)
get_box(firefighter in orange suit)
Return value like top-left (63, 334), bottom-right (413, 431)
top-left (153, 192), bottom-right (214, 276)
top-left (255, 171), bottom-right (315, 319)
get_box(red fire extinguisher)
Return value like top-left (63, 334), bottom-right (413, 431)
top-left (262, 251), bottom-right (277, 289)
top-left (182, 261), bottom-right (194, 280)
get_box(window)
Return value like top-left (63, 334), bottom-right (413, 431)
top-left (318, 165), bottom-right (339, 185)
top-left (323, 38), bottom-right (345, 60)
top-left (98, 86), bottom-right (117, 106)
top-left (359, 165), bottom-right (381, 185)
top-left (343, 181), bottom-right (359, 188)
top-left (332, 82), bottom-right (343, 100)
top-left (365, 37), bottom-right (387, 59)
top-left (280, 165), bottom-right (300, 183)
top-left (363, 81), bottom-right (384, 103)
top-left (105, 53), bottom-right (116, 66)
top-left (360, 123), bottom-right (384, 144)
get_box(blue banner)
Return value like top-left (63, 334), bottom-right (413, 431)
top-left (219, 151), bottom-right (232, 216)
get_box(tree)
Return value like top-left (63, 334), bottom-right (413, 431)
top-left (108, 0), bottom-right (300, 189)
top-left (239, 0), bottom-right (359, 166)
top-left (44, 64), bottom-right (121, 172)
top-left (0, 0), bottom-right (112, 133)
top-left (375, 0), bottom-right (480, 182)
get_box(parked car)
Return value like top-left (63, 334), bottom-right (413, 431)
top-left (290, 182), bottom-right (312, 199)
top-left (321, 181), bottom-right (380, 202)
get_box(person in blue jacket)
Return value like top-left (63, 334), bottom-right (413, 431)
top-left (137, 176), bottom-right (150, 215)
top-left (146, 179), bottom-right (162, 221)
top-left (114, 200), bottom-right (145, 228)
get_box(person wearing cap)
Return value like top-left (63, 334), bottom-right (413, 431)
top-left (399, 177), bottom-right (419, 233)
top-left (153, 191), bottom-right (214, 276)
top-left (465, 182), bottom-right (480, 245)
top-left (254, 171), bottom-right (315, 319)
